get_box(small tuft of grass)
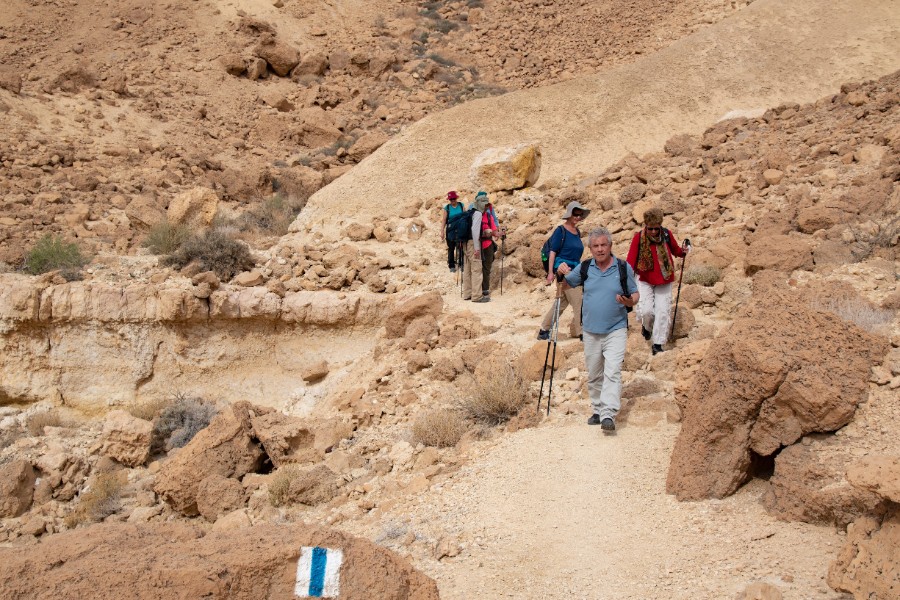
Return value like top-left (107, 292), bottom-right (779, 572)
top-left (151, 394), bottom-right (218, 454)
top-left (25, 410), bottom-right (64, 436)
top-left (238, 195), bottom-right (304, 236)
top-left (162, 229), bottom-right (255, 280)
top-left (126, 396), bottom-right (172, 422)
top-left (143, 222), bottom-right (190, 255)
top-left (63, 470), bottom-right (125, 528)
top-left (23, 235), bottom-right (88, 276)
top-left (411, 409), bottom-right (468, 448)
top-left (268, 465), bottom-right (302, 507)
top-left (459, 366), bottom-right (530, 425)
top-left (683, 265), bottom-right (722, 287)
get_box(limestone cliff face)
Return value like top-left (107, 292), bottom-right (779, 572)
top-left (0, 274), bottom-right (395, 410)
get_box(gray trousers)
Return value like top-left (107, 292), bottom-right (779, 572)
top-left (583, 327), bottom-right (628, 420)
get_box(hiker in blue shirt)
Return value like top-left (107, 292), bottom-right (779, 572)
top-left (537, 201), bottom-right (588, 341)
top-left (440, 191), bottom-right (465, 272)
top-left (559, 227), bottom-right (639, 432)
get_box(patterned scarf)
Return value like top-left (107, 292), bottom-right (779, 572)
top-left (636, 229), bottom-right (673, 280)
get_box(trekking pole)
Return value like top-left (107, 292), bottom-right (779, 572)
top-left (500, 235), bottom-right (505, 296)
top-left (669, 239), bottom-right (691, 341)
top-left (537, 274), bottom-right (564, 414)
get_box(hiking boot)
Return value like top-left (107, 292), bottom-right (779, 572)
top-left (652, 344), bottom-right (665, 355)
top-left (641, 326), bottom-right (652, 341)
top-left (472, 297), bottom-right (490, 303)
top-left (449, 266), bottom-right (457, 273)
top-left (537, 329), bottom-right (550, 341)
top-left (462, 296), bottom-right (471, 301)
top-left (587, 414), bottom-right (602, 425)
top-left (601, 418), bottom-right (616, 431)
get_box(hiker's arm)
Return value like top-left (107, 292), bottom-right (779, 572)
top-left (545, 250), bottom-right (557, 285)
top-left (668, 230), bottom-right (686, 257)
top-left (615, 291), bottom-right (639, 308)
top-left (440, 209), bottom-right (447, 240)
top-left (626, 233), bottom-right (640, 269)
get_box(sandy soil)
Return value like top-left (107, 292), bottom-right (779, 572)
top-left (298, 0), bottom-right (900, 230)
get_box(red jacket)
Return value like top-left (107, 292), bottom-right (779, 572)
top-left (626, 229), bottom-right (686, 285)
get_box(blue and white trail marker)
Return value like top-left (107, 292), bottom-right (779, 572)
top-left (295, 546), bottom-right (343, 598)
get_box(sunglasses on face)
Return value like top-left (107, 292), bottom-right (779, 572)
top-left (646, 227), bottom-right (661, 232)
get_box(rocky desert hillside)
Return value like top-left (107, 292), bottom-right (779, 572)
top-left (1, 0), bottom-right (899, 599)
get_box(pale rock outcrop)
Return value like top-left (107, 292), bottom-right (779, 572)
top-left (384, 291), bottom-right (443, 338)
top-left (99, 410), bottom-right (152, 467)
top-left (0, 460), bottom-right (36, 518)
top-left (469, 143), bottom-right (541, 192)
top-left (154, 402), bottom-right (265, 516)
top-left (0, 523), bottom-right (440, 599)
top-left (736, 582), bottom-right (783, 600)
top-left (167, 187), bottom-right (219, 228)
top-left (846, 455), bottom-right (900, 503)
top-left (667, 275), bottom-right (888, 500)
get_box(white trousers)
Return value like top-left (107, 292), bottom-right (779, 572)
top-left (583, 328), bottom-right (628, 420)
top-left (636, 280), bottom-right (672, 345)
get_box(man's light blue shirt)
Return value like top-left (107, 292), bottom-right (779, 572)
top-left (564, 256), bottom-right (638, 335)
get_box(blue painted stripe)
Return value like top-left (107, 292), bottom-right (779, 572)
top-left (308, 547), bottom-right (327, 597)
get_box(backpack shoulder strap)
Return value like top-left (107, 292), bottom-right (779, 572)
top-left (579, 259), bottom-right (591, 285)
top-left (616, 257), bottom-right (628, 295)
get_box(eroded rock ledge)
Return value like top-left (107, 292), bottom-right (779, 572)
top-left (0, 274), bottom-right (429, 410)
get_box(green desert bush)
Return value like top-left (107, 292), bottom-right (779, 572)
top-left (683, 265), bottom-right (722, 287)
top-left (411, 409), bottom-right (469, 448)
top-left (144, 222), bottom-right (190, 255)
top-left (24, 235), bottom-right (87, 276)
top-left (151, 395), bottom-right (218, 453)
top-left (459, 366), bottom-right (530, 425)
top-left (162, 229), bottom-right (254, 280)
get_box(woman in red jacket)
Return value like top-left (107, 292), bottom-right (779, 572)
top-left (626, 207), bottom-right (689, 355)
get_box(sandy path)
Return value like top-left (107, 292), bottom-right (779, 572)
top-left (374, 417), bottom-right (846, 599)
top-left (296, 0), bottom-right (900, 229)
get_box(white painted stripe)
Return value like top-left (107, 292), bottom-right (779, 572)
top-left (322, 548), bottom-right (343, 597)
top-left (294, 547), bottom-right (314, 597)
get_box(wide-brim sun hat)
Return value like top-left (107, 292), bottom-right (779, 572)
top-left (562, 200), bottom-right (591, 219)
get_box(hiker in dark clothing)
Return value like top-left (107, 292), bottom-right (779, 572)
top-left (440, 191), bottom-right (465, 272)
top-left (536, 201), bottom-right (589, 340)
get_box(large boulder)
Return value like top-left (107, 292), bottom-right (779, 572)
top-left (249, 411), bottom-right (317, 467)
top-left (167, 187), bottom-right (219, 228)
top-left (0, 523), bottom-right (440, 599)
top-left (255, 37), bottom-right (300, 77)
top-left (666, 276), bottom-right (888, 500)
top-left (469, 142), bottom-right (541, 192)
top-left (762, 442), bottom-right (884, 527)
top-left (196, 474), bottom-right (246, 522)
top-left (828, 455), bottom-right (900, 598)
top-left (0, 460), bottom-right (36, 518)
top-left (99, 410), bottom-right (153, 467)
top-left (154, 402), bottom-right (266, 516)
top-left (744, 234), bottom-right (814, 275)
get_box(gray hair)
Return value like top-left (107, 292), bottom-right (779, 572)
top-left (588, 227), bottom-right (612, 245)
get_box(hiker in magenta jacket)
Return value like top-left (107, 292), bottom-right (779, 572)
top-left (625, 207), bottom-right (689, 355)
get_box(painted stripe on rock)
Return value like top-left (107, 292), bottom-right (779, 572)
top-left (295, 546), bottom-right (343, 598)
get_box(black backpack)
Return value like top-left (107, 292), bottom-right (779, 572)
top-left (540, 226), bottom-right (579, 274)
top-left (446, 208), bottom-right (477, 243)
top-left (574, 258), bottom-right (633, 326)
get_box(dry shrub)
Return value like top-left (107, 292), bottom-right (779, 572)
top-left (143, 222), bottom-right (190, 255)
top-left (459, 366), bottom-right (530, 425)
top-left (238, 195), bottom-right (304, 236)
top-left (812, 297), bottom-right (895, 335)
top-left (683, 264), bottom-right (722, 286)
top-left (25, 410), bottom-right (64, 436)
top-left (24, 235), bottom-right (88, 276)
top-left (64, 471), bottom-right (125, 528)
top-left (268, 465), bottom-right (301, 507)
top-left (162, 229), bottom-right (254, 280)
top-left (151, 395), bottom-right (218, 454)
top-left (0, 429), bottom-right (24, 451)
top-left (126, 396), bottom-right (172, 422)
top-left (411, 409), bottom-right (468, 448)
